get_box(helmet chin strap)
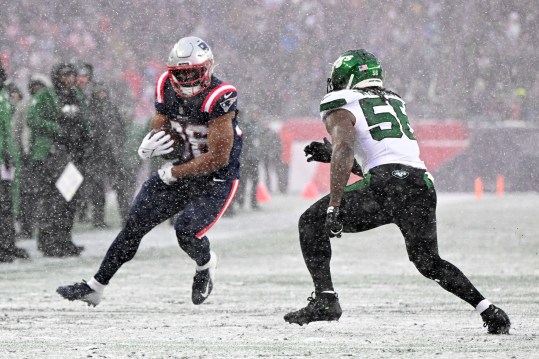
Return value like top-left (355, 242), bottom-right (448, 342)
top-left (346, 74), bottom-right (355, 89)
top-left (179, 84), bottom-right (202, 97)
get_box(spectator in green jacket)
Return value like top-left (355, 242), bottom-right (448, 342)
top-left (0, 64), bottom-right (29, 262)
top-left (12, 74), bottom-right (51, 239)
top-left (5, 80), bottom-right (25, 228)
top-left (26, 62), bottom-right (89, 257)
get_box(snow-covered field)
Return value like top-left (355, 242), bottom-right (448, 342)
top-left (0, 192), bottom-right (537, 358)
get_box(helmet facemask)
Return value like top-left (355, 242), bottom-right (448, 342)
top-left (168, 61), bottom-right (212, 97)
top-left (326, 78), bottom-right (334, 93)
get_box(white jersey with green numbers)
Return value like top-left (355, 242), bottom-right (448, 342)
top-left (320, 89), bottom-right (426, 173)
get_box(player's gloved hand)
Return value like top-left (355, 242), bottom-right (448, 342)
top-left (158, 162), bottom-right (177, 185)
top-left (304, 137), bottom-right (364, 177)
top-left (304, 137), bottom-right (333, 163)
top-left (325, 206), bottom-right (343, 238)
top-left (351, 161), bottom-right (364, 177)
top-left (138, 131), bottom-right (174, 159)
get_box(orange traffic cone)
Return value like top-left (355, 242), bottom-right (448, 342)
top-left (302, 182), bottom-right (319, 199)
top-left (496, 175), bottom-right (505, 196)
top-left (256, 183), bottom-right (272, 203)
top-left (474, 177), bottom-right (483, 200)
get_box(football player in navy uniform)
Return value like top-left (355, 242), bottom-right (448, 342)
top-left (57, 36), bottom-right (242, 306)
top-left (283, 50), bottom-right (511, 334)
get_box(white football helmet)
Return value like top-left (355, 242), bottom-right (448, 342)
top-left (167, 36), bottom-right (214, 97)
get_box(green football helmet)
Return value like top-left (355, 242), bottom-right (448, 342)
top-left (327, 49), bottom-right (383, 93)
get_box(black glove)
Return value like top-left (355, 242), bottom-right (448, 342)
top-left (325, 206), bottom-right (343, 238)
top-left (305, 137), bottom-right (364, 177)
top-left (304, 137), bottom-right (333, 163)
top-left (351, 161), bottom-right (364, 177)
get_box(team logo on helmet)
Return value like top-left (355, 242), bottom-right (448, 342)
top-left (333, 55), bottom-right (353, 69)
top-left (198, 41), bottom-right (209, 51)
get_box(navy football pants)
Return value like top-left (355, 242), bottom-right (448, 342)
top-left (94, 174), bottom-right (238, 285)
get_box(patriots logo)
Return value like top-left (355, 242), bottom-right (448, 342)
top-left (391, 169), bottom-right (409, 179)
top-left (219, 93), bottom-right (237, 112)
top-left (198, 41), bottom-right (209, 51)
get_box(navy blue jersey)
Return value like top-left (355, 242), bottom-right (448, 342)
top-left (155, 72), bottom-right (242, 179)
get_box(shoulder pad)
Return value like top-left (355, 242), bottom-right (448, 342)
top-left (155, 71), bottom-right (170, 103)
top-left (201, 83), bottom-right (237, 113)
top-left (320, 89), bottom-right (361, 112)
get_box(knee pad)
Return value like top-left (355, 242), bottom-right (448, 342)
top-left (177, 234), bottom-right (209, 253)
top-left (412, 254), bottom-right (443, 280)
top-left (177, 235), bottom-right (194, 252)
top-left (299, 206), bottom-right (322, 226)
top-left (298, 206), bottom-right (326, 234)
top-left (177, 235), bottom-right (210, 265)
top-left (298, 211), bottom-right (310, 231)
top-left (298, 211), bottom-right (320, 245)
top-left (109, 235), bottom-right (139, 263)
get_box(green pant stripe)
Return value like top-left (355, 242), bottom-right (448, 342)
top-left (344, 173), bottom-right (371, 192)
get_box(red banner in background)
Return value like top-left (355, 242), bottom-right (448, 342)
top-left (280, 118), bottom-right (330, 164)
top-left (280, 118), bottom-right (469, 195)
top-left (413, 120), bottom-right (470, 171)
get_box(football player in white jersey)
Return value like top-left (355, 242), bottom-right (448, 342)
top-left (284, 50), bottom-right (511, 334)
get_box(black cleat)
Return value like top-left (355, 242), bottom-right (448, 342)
top-left (191, 251), bottom-right (217, 305)
top-left (57, 280), bottom-right (101, 307)
top-left (284, 292), bottom-right (342, 326)
top-left (42, 243), bottom-right (84, 258)
top-left (0, 246), bottom-right (30, 259)
top-left (481, 305), bottom-right (511, 334)
top-left (0, 250), bottom-right (14, 263)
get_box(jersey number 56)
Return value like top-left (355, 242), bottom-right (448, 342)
top-left (359, 98), bottom-right (416, 141)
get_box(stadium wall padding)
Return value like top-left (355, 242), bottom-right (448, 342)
top-left (280, 119), bottom-right (470, 194)
top-left (432, 124), bottom-right (539, 192)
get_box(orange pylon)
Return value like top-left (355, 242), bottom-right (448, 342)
top-left (256, 183), bottom-right (271, 203)
top-left (496, 176), bottom-right (505, 196)
top-left (474, 177), bottom-right (483, 200)
top-left (302, 182), bottom-right (320, 199)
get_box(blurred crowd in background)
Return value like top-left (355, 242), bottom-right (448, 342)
top-left (1, 0), bottom-right (538, 123)
top-left (0, 0), bottom-right (538, 260)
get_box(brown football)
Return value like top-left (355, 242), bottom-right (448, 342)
top-left (151, 117), bottom-right (185, 160)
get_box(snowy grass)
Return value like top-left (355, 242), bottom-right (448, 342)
top-left (0, 192), bottom-right (538, 358)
